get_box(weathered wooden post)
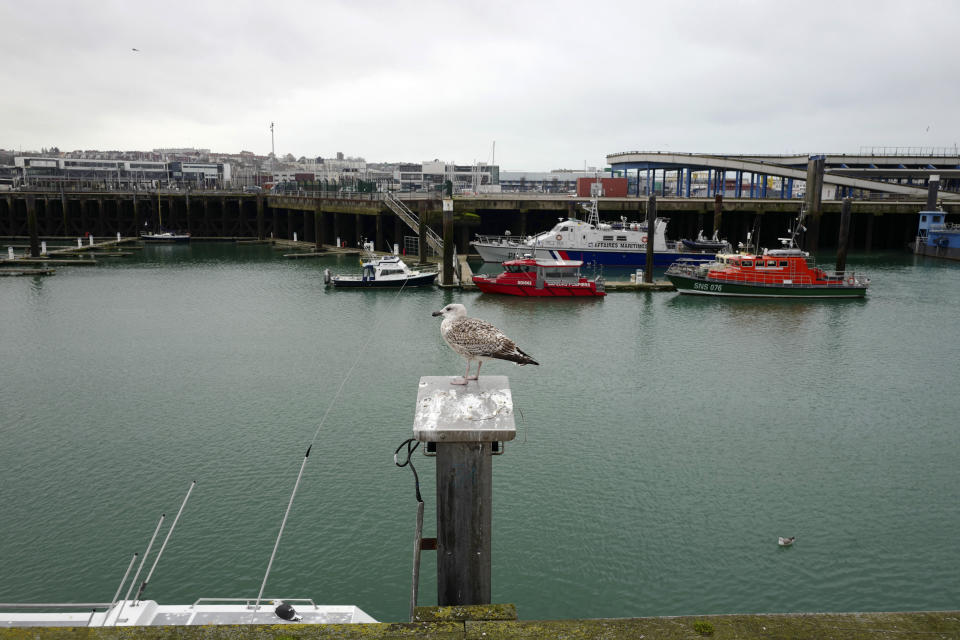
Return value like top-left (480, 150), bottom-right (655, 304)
top-left (835, 198), bottom-right (852, 275)
top-left (645, 195), bottom-right (655, 283)
top-left (412, 376), bottom-right (515, 607)
top-left (26, 196), bottom-right (40, 257)
top-left (442, 199), bottom-right (454, 285)
top-left (926, 174), bottom-right (940, 211)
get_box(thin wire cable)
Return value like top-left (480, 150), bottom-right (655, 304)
top-left (256, 256), bottom-right (417, 605)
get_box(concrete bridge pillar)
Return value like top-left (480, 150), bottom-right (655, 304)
top-left (314, 205), bottom-right (325, 249)
top-left (27, 196), bottom-right (40, 257)
top-left (376, 211), bottom-right (384, 252)
top-left (256, 195), bottom-right (265, 240)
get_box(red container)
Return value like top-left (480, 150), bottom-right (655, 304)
top-left (576, 177), bottom-right (628, 197)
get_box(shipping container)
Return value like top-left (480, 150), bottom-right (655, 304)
top-left (576, 177), bottom-right (628, 198)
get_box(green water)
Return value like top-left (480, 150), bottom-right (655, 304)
top-left (1, 244), bottom-right (958, 621)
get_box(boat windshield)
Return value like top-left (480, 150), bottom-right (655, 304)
top-left (506, 265), bottom-right (532, 273)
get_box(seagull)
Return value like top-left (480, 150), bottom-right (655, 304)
top-left (272, 600), bottom-right (302, 622)
top-left (778, 536), bottom-right (796, 547)
top-left (432, 303), bottom-right (538, 385)
top-left (131, 48), bottom-right (140, 52)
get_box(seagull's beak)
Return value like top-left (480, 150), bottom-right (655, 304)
top-left (432, 310), bottom-right (443, 317)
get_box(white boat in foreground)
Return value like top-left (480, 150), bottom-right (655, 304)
top-left (1, 599), bottom-right (376, 627)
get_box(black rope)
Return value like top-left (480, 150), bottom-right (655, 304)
top-left (393, 438), bottom-right (422, 503)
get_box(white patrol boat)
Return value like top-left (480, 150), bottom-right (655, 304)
top-left (471, 200), bottom-right (719, 267)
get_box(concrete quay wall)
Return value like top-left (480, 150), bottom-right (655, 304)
top-left (3, 192), bottom-right (957, 252)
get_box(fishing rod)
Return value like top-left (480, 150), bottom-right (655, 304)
top-left (254, 265), bottom-right (415, 609)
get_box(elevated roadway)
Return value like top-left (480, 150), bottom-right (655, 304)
top-left (607, 151), bottom-right (960, 201)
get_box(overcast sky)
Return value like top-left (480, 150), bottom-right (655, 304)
top-left (2, 0), bottom-right (958, 170)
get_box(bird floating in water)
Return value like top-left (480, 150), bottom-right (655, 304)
top-left (778, 536), bottom-right (796, 547)
top-left (273, 600), bottom-right (302, 621)
top-left (131, 48), bottom-right (139, 52)
top-left (432, 303), bottom-right (538, 385)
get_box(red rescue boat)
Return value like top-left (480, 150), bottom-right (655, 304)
top-left (472, 256), bottom-right (606, 297)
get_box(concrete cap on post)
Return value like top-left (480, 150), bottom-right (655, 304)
top-left (413, 376), bottom-right (515, 443)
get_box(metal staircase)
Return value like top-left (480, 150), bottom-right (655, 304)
top-left (383, 192), bottom-right (443, 254)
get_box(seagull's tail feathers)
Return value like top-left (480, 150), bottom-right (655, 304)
top-left (511, 348), bottom-right (539, 366)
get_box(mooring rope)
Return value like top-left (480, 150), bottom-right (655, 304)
top-left (255, 259), bottom-right (416, 609)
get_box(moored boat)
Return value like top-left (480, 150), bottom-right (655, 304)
top-left (472, 256), bottom-right (605, 297)
top-left (324, 254), bottom-right (437, 288)
top-left (910, 208), bottom-right (960, 261)
top-left (680, 230), bottom-right (731, 253)
top-left (472, 200), bottom-right (719, 267)
top-left (665, 216), bottom-right (869, 298)
top-left (140, 231), bottom-right (191, 243)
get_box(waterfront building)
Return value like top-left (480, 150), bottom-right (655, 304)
top-left (499, 169), bottom-right (604, 193)
top-left (13, 156), bottom-right (229, 189)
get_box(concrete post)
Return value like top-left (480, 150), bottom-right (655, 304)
top-left (418, 201), bottom-right (429, 265)
top-left (836, 198), bottom-right (852, 275)
top-left (412, 376), bottom-right (516, 607)
top-left (256, 195), bottom-right (265, 240)
top-left (27, 196), bottom-right (40, 257)
top-left (132, 195), bottom-right (140, 237)
top-left (394, 215), bottom-right (403, 253)
top-left (314, 205), bottom-right (324, 249)
top-left (713, 194), bottom-right (723, 238)
top-left (376, 211), bottom-right (384, 252)
top-left (645, 195), bottom-right (655, 283)
top-left (804, 156), bottom-right (825, 253)
top-left (926, 174), bottom-right (940, 211)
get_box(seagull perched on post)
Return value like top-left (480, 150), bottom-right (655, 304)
top-left (432, 303), bottom-right (538, 385)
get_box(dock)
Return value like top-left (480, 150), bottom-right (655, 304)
top-left (0, 268), bottom-right (55, 276)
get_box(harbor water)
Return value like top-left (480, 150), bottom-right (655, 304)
top-left (1, 243), bottom-right (958, 622)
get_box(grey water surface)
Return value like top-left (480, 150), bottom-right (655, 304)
top-left (1, 243), bottom-right (958, 621)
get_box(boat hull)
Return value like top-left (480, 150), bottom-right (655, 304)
top-left (666, 273), bottom-right (867, 298)
top-left (473, 278), bottom-right (605, 297)
top-left (332, 272), bottom-right (438, 288)
top-left (141, 234), bottom-right (190, 243)
top-left (912, 239), bottom-right (960, 261)
top-left (473, 241), bottom-right (715, 266)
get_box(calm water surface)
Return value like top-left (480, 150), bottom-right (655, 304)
top-left (1, 244), bottom-right (958, 621)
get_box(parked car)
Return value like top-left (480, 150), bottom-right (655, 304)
top-left (243, 186), bottom-right (262, 194)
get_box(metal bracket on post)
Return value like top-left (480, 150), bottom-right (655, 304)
top-left (412, 376), bottom-right (515, 607)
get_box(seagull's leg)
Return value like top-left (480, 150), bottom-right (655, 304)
top-left (451, 360), bottom-right (469, 385)
top-left (467, 361), bottom-right (481, 381)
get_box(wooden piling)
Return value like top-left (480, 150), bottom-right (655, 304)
top-left (436, 442), bottom-right (492, 606)
top-left (645, 195), bottom-right (655, 282)
top-left (835, 198), bottom-right (852, 274)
